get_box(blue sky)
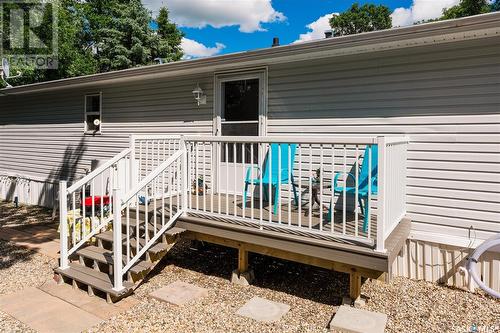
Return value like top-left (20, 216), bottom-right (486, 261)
top-left (143, 0), bottom-right (460, 58)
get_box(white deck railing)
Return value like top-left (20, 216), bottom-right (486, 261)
top-left (376, 136), bottom-right (409, 251)
top-left (130, 135), bottom-right (181, 185)
top-left (59, 134), bottom-right (408, 290)
top-left (183, 136), bottom-right (387, 246)
top-left (59, 148), bottom-right (133, 269)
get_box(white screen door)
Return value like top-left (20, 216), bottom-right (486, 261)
top-left (214, 70), bottom-right (267, 194)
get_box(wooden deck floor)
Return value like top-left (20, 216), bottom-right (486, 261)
top-left (141, 193), bottom-right (410, 274)
top-left (186, 194), bottom-right (376, 247)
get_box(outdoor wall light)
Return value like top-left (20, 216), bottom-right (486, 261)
top-left (192, 83), bottom-right (206, 106)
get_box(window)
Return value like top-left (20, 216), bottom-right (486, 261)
top-left (85, 93), bottom-right (102, 133)
top-left (220, 78), bottom-right (260, 163)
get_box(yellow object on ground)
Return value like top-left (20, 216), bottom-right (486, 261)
top-left (58, 209), bottom-right (107, 243)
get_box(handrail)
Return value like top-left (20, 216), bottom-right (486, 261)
top-left (183, 135), bottom-right (377, 145)
top-left (121, 149), bottom-right (183, 203)
top-left (66, 148), bottom-right (131, 193)
top-left (117, 147), bottom-right (185, 282)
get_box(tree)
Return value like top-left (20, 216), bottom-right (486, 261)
top-left (153, 7), bottom-right (184, 62)
top-left (84, 0), bottom-right (155, 72)
top-left (2, 0), bottom-right (97, 87)
top-left (2, 0), bottom-right (185, 87)
top-left (329, 3), bottom-right (392, 36)
top-left (441, 0), bottom-right (490, 19)
top-left (491, 0), bottom-right (500, 11)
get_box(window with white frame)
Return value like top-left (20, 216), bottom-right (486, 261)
top-left (85, 93), bottom-right (102, 133)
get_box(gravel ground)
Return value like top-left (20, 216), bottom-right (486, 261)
top-left (0, 200), bottom-right (55, 227)
top-left (90, 240), bottom-right (500, 333)
top-left (0, 201), bottom-right (498, 332)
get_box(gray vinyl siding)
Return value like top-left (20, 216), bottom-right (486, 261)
top-left (266, 38), bottom-right (500, 240)
top-left (0, 73), bottom-right (213, 184)
top-left (1, 36), bottom-right (499, 242)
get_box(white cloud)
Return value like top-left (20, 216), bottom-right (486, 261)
top-left (144, 0), bottom-right (285, 33)
top-left (391, 0), bottom-right (460, 27)
top-left (181, 37), bottom-right (226, 58)
top-left (293, 13), bottom-right (337, 44)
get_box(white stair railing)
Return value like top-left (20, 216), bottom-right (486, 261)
top-left (59, 148), bottom-right (133, 269)
top-left (112, 149), bottom-right (184, 289)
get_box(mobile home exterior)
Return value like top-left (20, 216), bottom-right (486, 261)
top-left (1, 13), bottom-right (499, 292)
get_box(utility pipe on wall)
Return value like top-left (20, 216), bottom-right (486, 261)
top-left (467, 234), bottom-right (500, 299)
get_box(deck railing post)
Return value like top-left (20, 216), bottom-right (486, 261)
top-left (376, 137), bottom-right (386, 252)
top-left (180, 137), bottom-right (188, 213)
top-left (59, 181), bottom-right (69, 269)
top-left (129, 135), bottom-right (136, 192)
top-left (112, 187), bottom-right (124, 291)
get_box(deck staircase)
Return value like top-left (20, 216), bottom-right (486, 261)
top-left (56, 140), bottom-right (186, 303)
top-left (55, 206), bottom-right (186, 302)
top-left (55, 134), bottom-right (410, 302)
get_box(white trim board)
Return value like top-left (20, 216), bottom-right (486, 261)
top-left (409, 230), bottom-right (497, 250)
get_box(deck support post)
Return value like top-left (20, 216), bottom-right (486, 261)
top-left (238, 247), bottom-right (249, 273)
top-left (231, 246), bottom-right (254, 286)
top-left (349, 271), bottom-right (362, 301)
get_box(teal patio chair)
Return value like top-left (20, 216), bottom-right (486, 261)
top-left (329, 145), bottom-right (378, 232)
top-left (243, 143), bottom-right (299, 215)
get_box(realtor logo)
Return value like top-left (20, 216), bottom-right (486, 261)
top-left (0, 0), bottom-right (58, 69)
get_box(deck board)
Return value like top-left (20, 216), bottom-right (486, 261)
top-left (138, 193), bottom-right (376, 247)
top-left (134, 193), bottom-right (409, 273)
top-left (184, 194), bottom-right (376, 247)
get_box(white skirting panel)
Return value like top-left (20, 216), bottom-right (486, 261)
top-left (0, 175), bottom-right (57, 208)
top-left (392, 238), bottom-right (500, 293)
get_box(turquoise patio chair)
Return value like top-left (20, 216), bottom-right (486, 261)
top-left (243, 143), bottom-right (299, 215)
top-left (329, 145), bottom-right (378, 232)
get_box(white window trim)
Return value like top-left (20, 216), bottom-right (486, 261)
top-left (84, 92), bottom-right (103, 134)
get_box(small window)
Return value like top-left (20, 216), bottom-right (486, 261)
top-left (85, 93), bottom-right (102, 134)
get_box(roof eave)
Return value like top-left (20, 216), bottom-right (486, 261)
top-left (2, 11), bottom-right (500, 96)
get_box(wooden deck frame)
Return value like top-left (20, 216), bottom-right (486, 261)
top-left (179, 215), bottom-right (411, 300)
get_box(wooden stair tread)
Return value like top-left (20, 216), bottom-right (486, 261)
top-left (95, 231), bottom-right (171, 255)
top-left (149, 242), bottom-right (171, 253)
top-left (55, 263), bottom-right (134, 297)
top-left (121, 217), bottom-right (179, 232)
top-left (76, 245), bottom-right (153, 275)
top-left (165, 227), bottom-right (186, 236)
top-left (95, 231), bottom-right (125, 243)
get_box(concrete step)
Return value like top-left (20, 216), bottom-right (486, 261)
top-left (76, 245), bottom-right (153, 276)
top-left (55, 263), bottom-right (134, 302)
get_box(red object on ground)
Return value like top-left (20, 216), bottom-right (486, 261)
top-left (84, 195), bottom-right (110, 207)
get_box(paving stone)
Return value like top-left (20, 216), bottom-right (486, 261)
top-left (39, 279), bottom-right (140, 320)
top-left (0, 227), bottom-right (59, 258)
top-left (329, 305), bottom-right (387, 333)
top-left (0, 287), bottom-right (102, 333)
top-left (149, 280), bottom-right (208, 306)
top-left (236, 296), bottom-right (290, 323)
